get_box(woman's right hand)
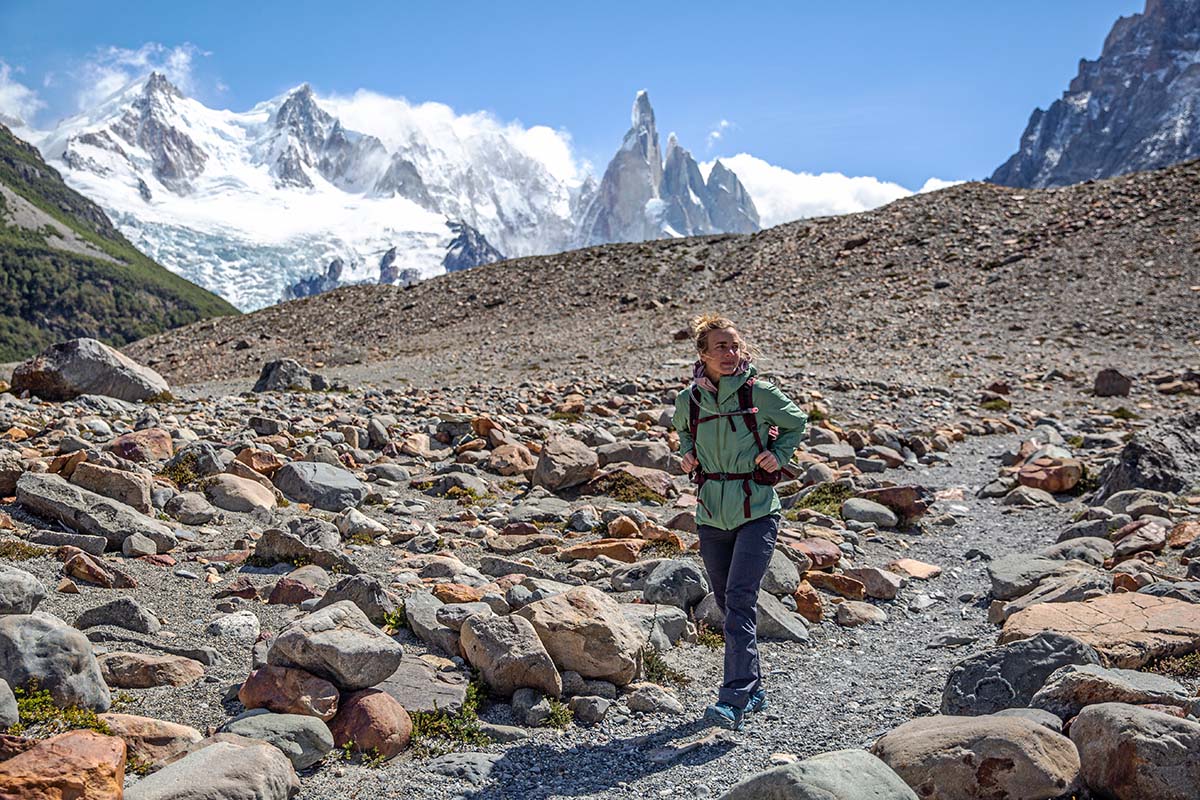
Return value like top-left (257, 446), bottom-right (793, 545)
top-left (680, 452), bottom-right (698, 473)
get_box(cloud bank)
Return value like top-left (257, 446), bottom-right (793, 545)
top-left (75, 43), bottom-right (207, 110)
top-left (0, 61), bottom-right (43, 126)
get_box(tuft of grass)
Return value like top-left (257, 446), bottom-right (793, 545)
top-left (1069, 465), bottom-right (1101, 497)
top-left (381, 604), bottom-right (408, 634)
top-left (125, 754), bottom-right (154, 776)
top-left (7, 680), bottom-right (111, 738)
top-left (1112, 406), bottom-right (1140, 421)
top-left (549, 411), bottom-right (582, 423)
top-left (409, 675), bottom-right (491, 758)
top-left (785, 482), bottom-right (854, 520)
top-left (806, 407), bottom-right (827, 422)
top-left (1066, 435), bottom-right (1085, 449)
top-left (545, 698), bottom-right (573, 729)
top-left (980, 398), bottom-right (1012, 412)
top-left (642, 646), bottom-right (690, 687)
top-left (641, 539), bottom-right (683, 558)
top-left (158, 452), bottom-right (200, 488)
top-left (443, 486), bottom-right (497, 506)
top-left (588, 471), bottom-right (666, 505)
top-left (1146, 652), bottom-right (1200, 681)
top-left (245, 553), bottom-right (311, 570)
top-left (0, 539), bottom-right (51, 561)
top-left (696, 621), bottom-right (724, 650)
top-left (409, 479), bottom-right (436, 491)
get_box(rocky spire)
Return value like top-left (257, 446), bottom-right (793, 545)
top-left (659, 133), bottom-right (712, 237)
top-left (705, 160), bottom-right (760, 234)
top-left (991, 0), bottom-right (1200, 188)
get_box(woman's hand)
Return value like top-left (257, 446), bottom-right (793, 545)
top-left (681, 452), bottom-right (698, 473)
top-left (755, 451), bottom-right (780, 472)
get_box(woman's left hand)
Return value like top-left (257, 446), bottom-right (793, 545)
top-left (755, 451), bottom-right (780, 472)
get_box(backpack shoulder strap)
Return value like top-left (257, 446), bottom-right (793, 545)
top-left (740, 379), bottom-right (766, 452)
top-left (688, 386), bottom-right (702, 442)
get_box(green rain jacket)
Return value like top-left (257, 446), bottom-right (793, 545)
top-left (672, 364), bottom-right (808, 531)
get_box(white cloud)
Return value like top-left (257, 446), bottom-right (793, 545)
top-left (706, 119), bottom-right (732, 149)
top-left (75, 42), bottom-right (208, 109)
top-left (701, 153), bottom-right (963, 228)
top-left (321, 89), bottom-right (587, 185)
top-left (918, 177), bottom-right (965, 193)
top-left (0, 61), bottom-right (44, 127)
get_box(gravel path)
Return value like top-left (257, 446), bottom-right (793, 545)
top-left (297, 430), bottom-right (1073, 799)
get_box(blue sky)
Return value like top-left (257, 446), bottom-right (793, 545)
top-left (0, 0), bottom-right (1143, 189)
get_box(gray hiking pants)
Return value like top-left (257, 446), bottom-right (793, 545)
top-left (697, 512), bottom-right (780, 709)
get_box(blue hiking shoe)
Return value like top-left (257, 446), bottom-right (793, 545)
top-left (704, 701), bottom-right (745, 731)
top-left (746, 688), bottom-right (768, 713)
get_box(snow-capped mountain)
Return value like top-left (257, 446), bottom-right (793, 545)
top-left (35, 77), bottom-right (758, 309)
top-left (577, 91), bottom-right (759, 245)
top-left (991, 0), bottom-right (1200, 188)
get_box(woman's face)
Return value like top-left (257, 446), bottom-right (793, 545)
top-left (700, 327), bottom-right (743, 377)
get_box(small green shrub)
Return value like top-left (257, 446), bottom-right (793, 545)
top-left (1112, 406), bottom-right (1140, 421)
top-left (1147, 652), bottom-right (1200, 681)
top-left (381, 604), bottom-right (408, 634)
top-left (980, 398), bottom-right (1012, 412)
top-left (7, 681), bottom-right (111, 738)
top-left (696, 622), bottom-right (724, 650)
top-left (545, 698), bottom-right (573, 729)
top-left (409, 674), bottom-right (491, 758)
top-left (641, 539), bottom-right (683, 558)
top-left (642, 647), bottom-right (690, 686)
top-left (785, 482), bottom-right (854, 519)
top-left (549, 411), bottom-right (582, 423)
top-left (588, 471), bottom-right (666, 505)
top-left (0, 539), bottom-right (51, 561)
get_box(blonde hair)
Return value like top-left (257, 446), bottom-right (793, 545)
top-left (689, 314), bottom-right (759, 360)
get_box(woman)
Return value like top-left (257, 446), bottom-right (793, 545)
top-left (672, 314), bottom-right (808, 731)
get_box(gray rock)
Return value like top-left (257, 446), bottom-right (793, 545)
top-left (531, 436), bottom-right (598, 491)
top-left (0, 565), bottom-right (46, 615)
top-left (219, 709), bottom-right (334, 770)
top-left (122, 532), bottom-right (158, 558)
top-left (436, 602), bottom-right (493, 632)
top-left (374, 658), bottom-right (470, 715)
top-left (1071, 702), bottom-right (1200, 800)
top-left (757, 592), bottom-right (810, 642)
top-left (1031, 663), bottom-right (1192, 719)
top-left (624, 682), bottom-right (684, 714)
top-left (0, 612), bottom-right (110, 711)
top-left (841, 498), bottom-right (898, 528)
top-left (720, 747), bottom-right (918, 799)
top-left (75, 597), bottom-right (160, 634)
top-left (11, 338), bottom-right (169, 402)
top-left (1002, 485), bottom-right (1059, 508)
top-left (26, 529), bottom-right (106, 555)
top-left (16, 472), bottom-right (175, 550)
top-left (404, 591), bottom-right (462, 657)
top-left (994, 707), bottom-right (1064, 733)
top-left (273, 462), bottom-right (367, 512)
top-left (165, 491), bottom-right (219, 525)
top-left (427, 751), bottom-right (502, 786)
top-left (1138, 580), bottom-right (1200, 604)
top-left (163, 441), bottom-right (225, 483)
top-left (254, 524), bottom-right (358, 575)
top-left (0, 679), bottom-right (15, 728)
top-left (761, 548), bottom-right (801, 596)
top-left (941, 632), bottom-right (1102, 715)
top-left (253, 359), bottom-right (328, 393)
top-left (992, 566), bottom-right (1110, 623)
top-left (267, 601), bottom-right (403, 691)
top-left (1056, 517), bottom-right (1118, 542)
top-left (568, 695), bottom-right (611, 724)
top-left (311, 574), bottom-right (396, 625)
top-left (620, 603), bottom-right (689, 650)
top-left (1094, 368), bottom-right (1132, 397)
top-left (511, 687), bottom-right (553, 727)
top-left (610, 559), bottom-right (669, 592)
top-left (809, 443), bottom-right (856, 465)
top-left (124, 736), bottom-right (300, 800)
top-left (1094, 411), bottom-right (1200, 503)
top-left (642, 559), bottom-right (709, 610)
top-left (987, 554), bottom-right (1090, 600)
top-left (1041, 537), bottom-right (1114, 564)
top-left (460, 614), bottom-right (561, 698)
top-left (596, 440), bottom-right (673, 471)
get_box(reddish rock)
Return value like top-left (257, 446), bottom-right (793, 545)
top-left (1017, 457), bottom-right (1084, 494)
top-left (70, 462), bottom-right (154, 514)
top-left (238, 664), bottom-right (339, 721)
top-left (887, 558), bottom-right (942, 580)
top-left (486, 443), bottom-right (536, 476)
top-left (432, 583), bottom-right (485, 604)
top-left (0, 729), bottom-right (125, 799)
top-left (108, 428), bottom-right (174, 462)
top-left (328, 689), bottom-right (412, 760)
top-left (857, 485), bottom-right (932, 522)
top-left (557, 538), bottom-right (645, 564)
top-left (214, 575), bottom-right (261, 600)
top-left (235, 448), bottom-right (284, 477)
top-left (1168, 520), bottom-right (1199, 550)
top-left (790, 538), bottom-right (842, 570)
top-left (805, 572), bottom-right (866, 600)
top-left (793, 581), bottom-right (824, 624)
top-left (97, 712), bottom-right (202, 768)
top-left (267, 565), bottom-right (330, 605)
top-left (98, 652), bottom-right (205, 688)
top-left (64, 552), bottom-right (136, 589)
top-left (607, 515), bottom-right (641, 538)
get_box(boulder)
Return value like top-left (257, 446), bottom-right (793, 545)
top-left (327, 689), bottom-right (411, 760)
top-left (11, 338), bottom-right (169, 402)
top-left (204, 473), bottom-right (275, 513)
top-left (1094, 368), bottom-right (1132, 397)
top-left (1070, 702), bottom-right (1200, 800)
top-left (164, 492), bottom-right (218, 525)
top-left (516, 586), bottom-right (643, 685)
top-left (268, 565), bottom-right (331, 606)
top-left (403, 591), bottom-right (462, 657)
top-left (219, 710), bottom-right (334, 771)
top-left (999, 593), bottom-right (1200, 668)
top-left (311, 574), bottom-right (397, 625)
top-left (844, 567), bottom-right (906, 601)
top-left (460, 614), bottom-right (561, 697)
top-left (238, 665), bottom-right (339, 721)
top-left (642, 559), bottom-right (709, 610)
top-left (871, 715), bottom-right (1081, 800)
top-left (485, 443), bottom-right (537, 476)
top-left (267, 601), bottom-right (403, 691)
top-left (596, 440), bottom-right (673, 471)
top-left (272, 462), bottom-right (367, 512)
top-left (988, 554), bottom-right (1092, 601)
top-left (0, 729), bottom-right (125, 800)
top-left (0, 612), bottom-right (110, 711)
top-left (97, 712), bottom-right (202, 769)
top-left (98, 651), bottom-right (204, 688)
top-left (841, 498), bottom-right (898, 528)
top-left (720, 747), bottom-right (918, 799)
top-left (252, 359), bottom-right (327, 393)
top-left (757, 592), bottom-right (811, 641)
top-left (16, 472), bottom-right (175, 550)
top-left (990, 566), bottom-right (1111, 624)
top-left (374, 658), bottom-right (470, 715)
top-left (1093, 411), bottom-right (1200, 504)
top-left (941, 632), bottom-right (1101, 716)
top-left (620, 603), bottom-right (689, 650)
top-left (254, 523), bottom-right (358, 575)
top-left (836, 601), bottom-right (888, 627)
top-left (1030, 663), bottom-right (1192, 719)
top-left (0, 566), bottom-right (46, 615)
top-left (857, 485), bottom-right (933, 524)
top-left (70, 462), bottom-right (153, 513)
top-left (760, 549), bottom-right (801, 596)
top-left (531, 436), bottom-right (598, 491)
top-left (1017, 458), bottom-right (1084, 494)
top-left (123, 736), bottom-right (300, 800)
